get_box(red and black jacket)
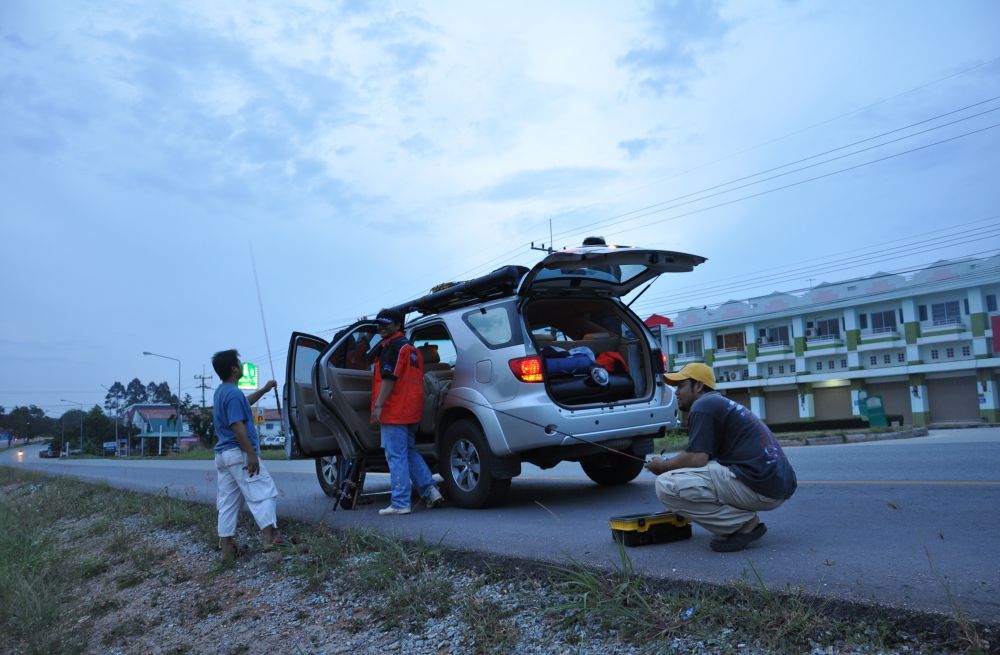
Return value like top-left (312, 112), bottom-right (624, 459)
top-left (370, 332), bottom-right (424, 425)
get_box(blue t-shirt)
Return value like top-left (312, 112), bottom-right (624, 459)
top-left (686, 392), bottom-right (797, 500)
top-left (213, 383), bottom-right (259, 454)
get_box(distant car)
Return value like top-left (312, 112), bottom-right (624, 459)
top-left (38, 446), bottom-right (60, 458)
top-left (261, 435), bottom-right (286, 449)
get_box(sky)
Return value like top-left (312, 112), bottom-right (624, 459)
top-left (2, 0), bottom-right (999, 416)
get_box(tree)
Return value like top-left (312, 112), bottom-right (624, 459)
top-left (125, 378), bottom-right (148, 407)
top-left (82, 405), bottom-right (113, 452)
top-left (185, 405), bottom-right (214, 448)
top-left (104, 382), bottom-right (126, 416)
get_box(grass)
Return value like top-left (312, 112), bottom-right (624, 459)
top-left (459, 590), bottom-right (520, 655)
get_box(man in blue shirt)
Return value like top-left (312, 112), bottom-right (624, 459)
top-left (212, 349), bottom-right (279, 559)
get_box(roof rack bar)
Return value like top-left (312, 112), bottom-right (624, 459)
top-left (388, 265), bottom-right (529, 317)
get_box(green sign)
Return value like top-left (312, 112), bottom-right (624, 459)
top-left (238, 362), bottom-right (258, 390)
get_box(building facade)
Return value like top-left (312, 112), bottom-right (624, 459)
top-left (662, 256), bottom-right (1000, 426)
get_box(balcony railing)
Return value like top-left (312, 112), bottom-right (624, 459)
top-left (758, 339), bottom-right (790, 349)
top-left (921, 318), bottom-right (966, 333)
top-left (675, 352), bottom-right (703, 362)
top-left (861, 326), bottom-right (899, 337)
top-left (806, 333), bottom-right (842, 342)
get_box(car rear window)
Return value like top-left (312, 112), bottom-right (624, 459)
top-left (462, 303), bottom-right (522, 349)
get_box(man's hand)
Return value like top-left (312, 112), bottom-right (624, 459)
top-left (644, 456), bottom-right (670, 475)
top-left (244, 453), bottom-right (261, 477)
top-left (372, 405), bottom-right (382, 424)
top-left (262, 379), bottom-right (277, 392)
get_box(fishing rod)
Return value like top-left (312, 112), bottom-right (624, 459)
top-left (249, 243), bottom-right (281, 413)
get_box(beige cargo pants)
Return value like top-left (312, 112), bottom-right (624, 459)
top-left (654, 461), bottom-right (784, 536)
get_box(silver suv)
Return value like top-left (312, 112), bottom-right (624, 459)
top-left (283, 245), bottom-right (706, 508)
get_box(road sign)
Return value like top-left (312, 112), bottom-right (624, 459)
top-left (238, 362), bottom-right (258, 390)
top-left (254, 407), bottom-right (265, 425)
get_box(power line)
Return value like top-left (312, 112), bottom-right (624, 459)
top-left (545, 100), bottom-right (1000, 245)
top-left (647, 258), bottom-right (1000, 327)
top-left (630, 223), bottom-right (1000, 310)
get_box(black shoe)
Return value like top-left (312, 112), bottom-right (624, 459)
top-left (710, 522), bottom-right (767, 552)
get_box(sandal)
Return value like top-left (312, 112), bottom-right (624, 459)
top-left (710, 522), bottom-right (767, 552)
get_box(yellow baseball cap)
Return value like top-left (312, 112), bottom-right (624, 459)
top-left (663, 362), bottom-right (716, 389)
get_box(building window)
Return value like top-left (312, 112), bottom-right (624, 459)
top-left (859, 314), bottom-right (868, 329)
top-left (679, 338), bottom-right (703, 357)
top-left (840, 359), bottom-right (847, 368)
top-left (870, 310), bottom-right (897, 333)
top-left (760, 325), bottom-right (790, 345)
top-left (962, 346), bottom-right (971, 357)
top-left (987, 294), bottom-right (997, 312)
top-left (715, 332), bottom-right (745, 352)
top-left (768, 366), bottom-right (774, 376)
top-left (778, 365), bottom-right (785, 374)
top-left (897, 352), bottom-right (905, 362)
top-left (828, 360), bottom-right (835, 369)
top-left (870, 356), bottom-right (877, 366)
top-left (265, 423), bottom-right (274, 430)
top-left (946, 347), bottom-right (954, 358)
top-left (883, 354), bottom-right (891, 364)
top-left (809, 318), bottom-right (840, 339)
top-left (790, 363), bottom-right (796, 373)
top-left (931, 349), bottom-right (939, 360)
top-left (930, 301), bottom-right (961, 326)
top-left (964, 298), bottom-right (970, 315)
top-left (815, 361), bottom-right (823, 371)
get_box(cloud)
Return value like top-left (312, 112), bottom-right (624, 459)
top-left (619, 0), bottom-right (732, 95)
top-left (618, 137), bottom-right (662, 159)
top-left (475, 166), bottom-right (619, 202)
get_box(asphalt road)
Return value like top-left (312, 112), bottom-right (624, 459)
top-left (3, 428), bottom-right (998, 624)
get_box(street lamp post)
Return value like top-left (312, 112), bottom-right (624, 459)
top-left (143, 351), bottom-right (182, 452)
top-left (60, 399), bottom-right (84, 455)
top-left (100, 384), bottom-right (122, 456)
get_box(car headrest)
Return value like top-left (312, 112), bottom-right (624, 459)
top-left (418, 344), bottom-right (440, 364)
top-left (583, 332), bottom-right (611, 340)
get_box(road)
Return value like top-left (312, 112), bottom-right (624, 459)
top-left (3, 428), bottom-right (998, 624)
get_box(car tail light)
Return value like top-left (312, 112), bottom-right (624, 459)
top-left (509, 356), bottom-right (544, 382)
top-left (652, 350), bottom-right (667, 373)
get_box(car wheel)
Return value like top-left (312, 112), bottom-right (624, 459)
top-left (580, 452), bottom-right (645, 485)
top-left (315, 455), bottom-right (344, 498)
top-left (439, 419), bottom-right (510, 508)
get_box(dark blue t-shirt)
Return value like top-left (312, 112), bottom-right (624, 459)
top-left (686, 392), bottom-right (797, 500)
top-left (213, 383), bottom-right (259, 454)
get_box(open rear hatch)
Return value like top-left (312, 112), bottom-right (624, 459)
top-left (518, 246), bottom-right (706, 298)
top-left (520, 246), bottom-right (706, 407)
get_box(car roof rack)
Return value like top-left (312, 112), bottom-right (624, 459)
top-left (387, 265), bottom-right (528, 317)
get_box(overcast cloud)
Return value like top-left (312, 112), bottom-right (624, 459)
top-left (2, 0), bottom-right (999, 415)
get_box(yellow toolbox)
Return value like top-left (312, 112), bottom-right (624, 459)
top-left (610, 511), bottom-right (692, 547)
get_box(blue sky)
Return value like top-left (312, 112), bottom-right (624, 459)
top-left (2, 0), bottom-right (999, 415)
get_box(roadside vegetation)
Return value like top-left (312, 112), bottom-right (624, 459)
top-left (0, 466), bottom-right (992, 655)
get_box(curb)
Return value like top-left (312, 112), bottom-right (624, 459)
top-left (779, 427), bottom-right (929, 448)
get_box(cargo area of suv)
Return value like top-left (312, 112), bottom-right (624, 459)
top-left (525, 298), bottom-right (652, 406)
top-left (283, 244), bottom-right (707, 508)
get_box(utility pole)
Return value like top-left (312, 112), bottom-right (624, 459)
top-left (194, 367), bottom-right (213, 408)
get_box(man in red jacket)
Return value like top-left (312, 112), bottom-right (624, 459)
top-left (370, 309), bottom-right (444, 515)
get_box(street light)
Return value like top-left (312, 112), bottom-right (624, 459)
top-left (101, 384), bottom-right (121, 455)
top-left (60, 399), bottom-right (84, 455)
top-left (143, 351), bottom-right (182, 450)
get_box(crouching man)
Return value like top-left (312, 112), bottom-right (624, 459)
top-left (645, 363), bottom-right (796, 552)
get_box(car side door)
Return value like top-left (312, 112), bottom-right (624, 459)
top-left (314, 322), bottom-right (383, 453)
top-left (283, 332), bottom-right (340, 459)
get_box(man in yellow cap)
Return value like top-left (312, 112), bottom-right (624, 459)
top-left (645, 363), bottom-right (797, 552)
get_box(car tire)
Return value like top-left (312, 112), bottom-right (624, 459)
top-left (580, 452), bottom-right (645, 485)
top-left (315, 455), bottom-right (343, 498)
top-left (439, 419), bottom-right (510, 508)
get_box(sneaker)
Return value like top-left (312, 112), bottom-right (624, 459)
top-left (378, 505), bottom-right (411, 516)
top-left (425, 486), bottom-right (444, 508)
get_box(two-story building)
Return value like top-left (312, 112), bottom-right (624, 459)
top-left (662, 255), bottom-right (1000, 426)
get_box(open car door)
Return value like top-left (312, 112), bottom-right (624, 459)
top-left (313, 321), bottom-right (383, 455)
top-left (518, 246), bottom-right (707, 297)
top-left (283, 332), bottom-right (340, 459)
